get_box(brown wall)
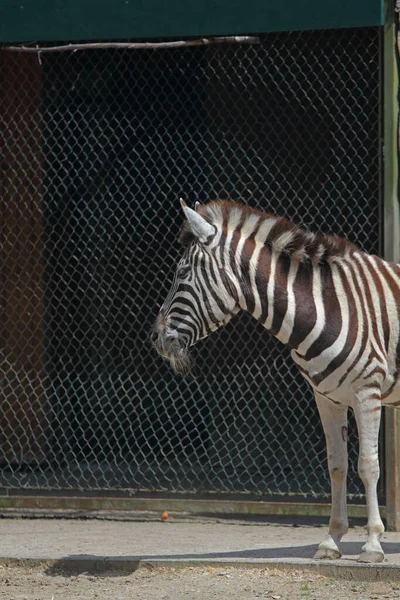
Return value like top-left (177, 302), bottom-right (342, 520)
top-left (0, 51), bottom-right (46, 463)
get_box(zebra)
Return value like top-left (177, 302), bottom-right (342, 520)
top-left (152, 198), bottom-right (400, 564)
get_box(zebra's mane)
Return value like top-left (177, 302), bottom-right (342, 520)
top-left (179, 200), bottom-right (358, 263)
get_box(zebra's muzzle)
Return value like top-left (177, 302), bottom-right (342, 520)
top-left (151, 325), bottom-right (193, 376)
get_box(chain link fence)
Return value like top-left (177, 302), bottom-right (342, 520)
top-left (1, 27), bottom-right (383, 501)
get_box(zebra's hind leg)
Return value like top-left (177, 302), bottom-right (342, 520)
top-left (353, 390), bottom-right (385, 563)
top-left (313, 393), bottom-right (349, 560)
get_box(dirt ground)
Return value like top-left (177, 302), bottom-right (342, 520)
top-left (0, 564), bottom-right (399, 600)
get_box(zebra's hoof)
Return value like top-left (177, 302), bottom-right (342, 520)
top-left (313, 547), bottom-right (342, 560)
top-left (358, 550), bottom-right (384, 563)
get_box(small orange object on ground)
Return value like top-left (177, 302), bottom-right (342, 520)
top-left (161, 511), bottom-right (168, 520)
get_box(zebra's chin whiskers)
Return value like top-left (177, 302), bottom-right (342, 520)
top-left (167, 346), bottom-right (194, 376)
top-left (152, 331), bottom-right (193, 376)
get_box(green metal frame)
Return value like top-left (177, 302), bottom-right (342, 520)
top-left (0, 0), bottom-right (385, 44)
top-left (384, 0), bottom-right (400, 532)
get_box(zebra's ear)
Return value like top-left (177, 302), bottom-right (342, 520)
top-left (180, 198), bottom-right (214, 243)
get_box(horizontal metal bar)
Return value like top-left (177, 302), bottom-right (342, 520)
top-left (0, 495), bottom-right (386, 520)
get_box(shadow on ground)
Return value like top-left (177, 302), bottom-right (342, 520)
top-left (46, 541), bottom-right (400, 577)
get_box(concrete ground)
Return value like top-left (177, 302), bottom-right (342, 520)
top-left (0, 511), bottom-right (399, 581)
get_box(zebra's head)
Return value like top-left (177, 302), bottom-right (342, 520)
top-left (151, 199), bottom-right (239, 375)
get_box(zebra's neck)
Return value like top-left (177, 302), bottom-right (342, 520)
top-left (200, 200), bottom-right (357, 352)
top-left (236, 243), bottom-right (336, 351)
top-left (262, 252), bottom-right (301, 345)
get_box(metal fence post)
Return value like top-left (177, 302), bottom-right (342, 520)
top-left (384, 0), bottom-right (400, 532)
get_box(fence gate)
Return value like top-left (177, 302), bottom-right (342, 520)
top-left (1, 27), bottom-right (384, 508)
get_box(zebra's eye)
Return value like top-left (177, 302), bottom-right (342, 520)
top-left (177, 266), bottom-right (191, 279)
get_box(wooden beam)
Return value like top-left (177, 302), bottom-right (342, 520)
top-left (0, 494), bottom-right (385, 520)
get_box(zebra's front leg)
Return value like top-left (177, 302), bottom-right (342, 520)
top-left (314, 393), bottom-right (348, 560)
top-left (353, 391), bottom-right (385, 563)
